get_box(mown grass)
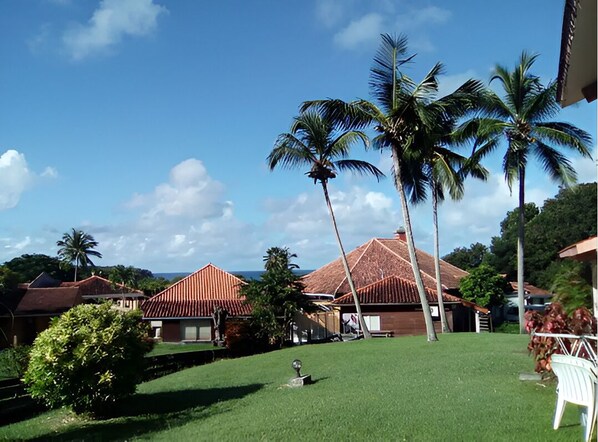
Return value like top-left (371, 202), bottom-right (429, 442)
top-left (0, 334), bottom-right (587, 441)
top-left (146, 342), bottom-right (220, 357)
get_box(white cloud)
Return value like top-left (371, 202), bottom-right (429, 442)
top-left (333, 13), bottom-right (383, 49)
top-left (127, 158), bottom-right (228, 222)
top-left (63, 0), bottom-right (167, 61)
top-left (570, 154), bottom-right (597, 184)
top-left (41, 167), bottom-right (59, 179)
top-left (436, 70), bottom-right (479, 98)
top-left (330, 5), bottom-right (451, 52)
top-left (0, 150), bottom-right (35, 210)
top-left (315, 0), bottom-right (347, 28)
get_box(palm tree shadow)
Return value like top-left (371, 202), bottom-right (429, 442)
top-left (29, 383), bottom-right (264, 441)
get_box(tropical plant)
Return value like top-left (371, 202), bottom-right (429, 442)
top-left (24, 303), bottom-right (153, 416)
top-left (2, 253), bottom-right (71, 282)
top-left (442, 242), bottom-right (490, 270)
top-left (471, 52), bottom-right (592, 332)
top-left (304, 34), bottom-right (481, 341)
top-left (525, 303), bottom-right (596, 373)
top-left (550, 260), bottom-right (593, 314)
top-left (240, 247), bottom-right (315, 347)
top-left (56, 228), bottom-right (102, 282)
top-left (109, 265), bottom-right (140, 290)
top-left (409, 83), bottom-right (489, 333)
top-left (267, 111), bottom-right (384, 339)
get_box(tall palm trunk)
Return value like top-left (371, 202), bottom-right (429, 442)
top-left (321, 181), bottom-right (371, 339)
top-left (392, 151), bottom-right (438, 342)
top-left (432, 185), bottom-right (450, 333)
top-left (517, 166), bottom-right (526, 333)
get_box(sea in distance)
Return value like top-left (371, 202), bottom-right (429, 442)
top-left (154, 269), bottom-right (313, 281)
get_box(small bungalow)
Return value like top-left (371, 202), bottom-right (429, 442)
top-left (331, 275), bottom-right (488, 336)
top-left (301, 231), bottom-right (489, 334)
top-left (141, 263), bottom-right (250, 342)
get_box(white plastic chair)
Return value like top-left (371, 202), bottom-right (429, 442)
top-left (551, 354), bottom-right (598, 441)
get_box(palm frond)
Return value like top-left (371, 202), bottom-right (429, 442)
top-left (334, 159), bottom-right (385, 181)
top-left (522, 81), bottom-right (561, 122)
top-left (267, 133), bottom-right (313, 170)
top-left (533, 122), bottom-right (593, 156)
top-left (531, 141), bottom-right (578, 185)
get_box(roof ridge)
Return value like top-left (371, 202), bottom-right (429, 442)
top-left (332, 239), bottom-right (374, 295)
top-left (376, 238), bottom-right (441, 287)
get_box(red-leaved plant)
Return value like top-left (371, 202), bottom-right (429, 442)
top-left (525, 302), bottom-right (596, 373)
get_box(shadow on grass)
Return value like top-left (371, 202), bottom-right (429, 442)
top-left (29, 383), bottom-right (264, 441)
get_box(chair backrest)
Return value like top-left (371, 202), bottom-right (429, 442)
top-left (551, 354), bottom-right (598, 407)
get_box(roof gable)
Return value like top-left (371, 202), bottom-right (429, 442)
top-left (141, 263), bottom-right (250, 319)
top-left (15, 287), bottom-right (82, 315)
top-left (302, 237), bottom-right (468, 296)
top-left (61, 275), bottom-right (143, 296)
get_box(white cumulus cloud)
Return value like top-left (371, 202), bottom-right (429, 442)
top-left (63, 0), bottom-right (167, 60)
top-left (333, 13), bottom-right (383, 49)
top-left (0, 150), bottom-right (35, 210)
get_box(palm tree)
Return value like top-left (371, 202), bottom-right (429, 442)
top-left (413, 87), bottom-right (490, 333)
top-left (57, 228), bottom-right (102, 282)
top-left (471, 52), bottom-right (592, 332)
top-left (268, 110), bottom-right (384, 339)
top-left (304, 34), bottom-right (486, 341)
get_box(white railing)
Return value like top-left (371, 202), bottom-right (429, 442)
top-left (532, 332), bottom-right (598, 365)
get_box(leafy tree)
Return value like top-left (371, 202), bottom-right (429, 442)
top-left (268, 110), bottom-right (384, 339)
top-left (472, 52), bottom-right (592, 332)
top-left (240, 247), bottom-right (315, 347)
top-left (3, 254), bottom-right (70, 283)
top-left (0, 266), bottom-right (20, 295)
top-left (487, 203), bottom-right (539, 279)
top-left (109, 265), bottom-right (140, 289)
top-left (24, 303), bottom-right (152, 417)
top-left (459, 264), bottom-right (510, 308)
top-left (57, 228), bottom-right (102, 282)
top-left (442, 243), bottom-right (490, 270)
top-left (138, 277), bottom-right (170, 297)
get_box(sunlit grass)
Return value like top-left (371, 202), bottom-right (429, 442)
top-left (0, 334), bottom-right (586, 441)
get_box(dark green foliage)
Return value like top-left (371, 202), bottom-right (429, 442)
top-left (2, 254), bottom-right (70, 283)
top-left (24, 303), bottom-right (153, 417)
top-left (240, 247), bottom-right (315, 347)
top-left (486, 183), bottom-right (597, 287)
top-left (459, 264), bottom-right (510, 308)
top-left (549, 260), bottom-right (593, 313)
top-left (0, 266), bottom-right (20, 295)
top-left (525, 303), bottom-right (596, 372)
top-left (442, 242), bottom-right (490, 270)
top-left (0, 345), bottom-right (31, 378)
top-left (487, 203), bottom-right (539, 279)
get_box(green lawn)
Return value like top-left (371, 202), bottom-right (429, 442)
top-left (0, 334), bottom-right (588, 441)
top-left (146, 342), bottom-right (221, 357)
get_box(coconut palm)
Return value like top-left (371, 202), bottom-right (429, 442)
top-left (267, 110), bottom-right (384, 339)
top-left (411, 86), bottom-right (490, 333)
top-left (469, 52), bottom-right (592, 332)
top-left (57, 228), bottom-right (102, 282)
top-left (304, 34), bottom-right (485, 341)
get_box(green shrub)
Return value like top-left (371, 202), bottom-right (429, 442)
top-left (0, 345), bottom-right (31, 379)
top-left (23, 303), bottom-right (153, 417)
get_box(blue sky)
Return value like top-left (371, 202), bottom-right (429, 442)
top-left (0, 0), bottom-right (596, 273)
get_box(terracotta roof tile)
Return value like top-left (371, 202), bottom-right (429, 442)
top-left (332, 275), bottom-right (488, 314)
top-left (61, 275), bottom-right (143, 295)
top-left (141, 263), bottom-right (248, 319)
top-left (15, 287), bottom-right (82, 314)
top-left (302, 237), bottom-right (468, 296)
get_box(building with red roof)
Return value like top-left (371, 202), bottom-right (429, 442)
top-left (141, 263), bottom-right (250, 342)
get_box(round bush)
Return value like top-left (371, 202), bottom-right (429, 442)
top-left (24, 303), bottom-right (153, 416)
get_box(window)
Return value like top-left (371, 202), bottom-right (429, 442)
top-left (363, 315), bottom-right (380, 331)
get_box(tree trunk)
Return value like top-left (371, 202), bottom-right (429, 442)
top-left (432, 185), bottom-right (450, 333)
top-left (321, 181), bottom-right (371, 339)
top-left (392, 151), bottom-right (438, 342)
top-left (517, 166), bottom-right (526, 333)
top-left (74, 261), bottom-right (78, 282)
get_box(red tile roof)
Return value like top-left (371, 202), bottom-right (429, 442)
top-left (142, 263), bottom-right (250, 319)
top-left (508, 282), bottom-right (552, 296)
top-left (302, 237), bottom-right (468, 296)
top-left (61, 275), bottom-right (144, 296)
top-left (332, 275), bottom-right (488, 314)
top-left (15, 287), bottom-right (82, 315)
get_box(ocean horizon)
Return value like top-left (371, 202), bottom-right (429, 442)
top-left (154, 269), bottom-right (314, 281)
